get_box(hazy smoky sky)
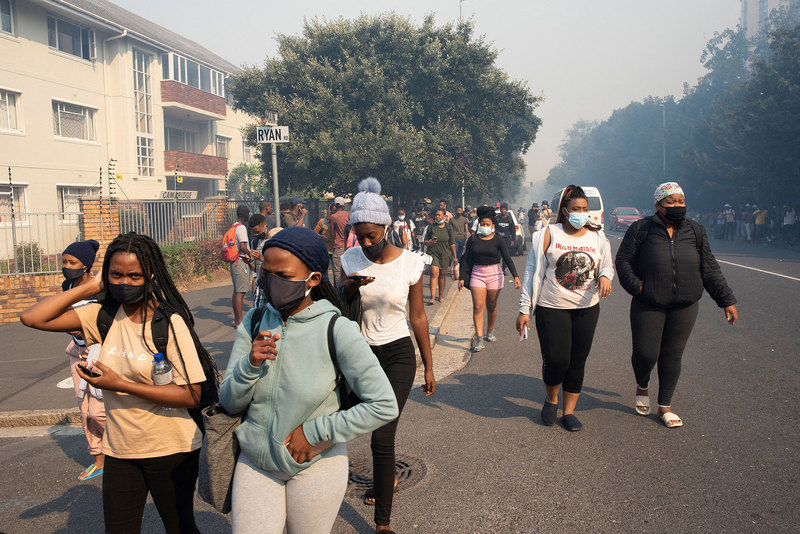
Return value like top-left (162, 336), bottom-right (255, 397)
top-left (113, 0), bottom-right (741, 196)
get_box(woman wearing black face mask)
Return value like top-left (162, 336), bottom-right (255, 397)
top-left (341, 178), bottom-right (435, 534)
top-left (59, 240), bottom-right (107, 481)
top-left (21, 232), bottom-right (217, 533)
top-left (615, 182), bottom-right (738, 428)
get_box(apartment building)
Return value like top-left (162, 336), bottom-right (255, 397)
top-left (0, 0), bottom-right (256, 219)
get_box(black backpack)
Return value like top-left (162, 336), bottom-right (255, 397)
top-left (97, 302), bottom-right (220, 432)
top-left (248, 308), bottom-right (360, 410)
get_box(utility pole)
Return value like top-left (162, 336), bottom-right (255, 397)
top-left (459, 0), bottom-right (466, 208)
top-left (660, 103), bottom-right (666, 178)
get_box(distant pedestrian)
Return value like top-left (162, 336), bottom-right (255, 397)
top-left (459, 206), bottom-right (520, 352)
top-left (393, 208), bottom-right (414, 250)
top-left (282, 197), bottom-right (307, 228)
top-left (722, 204), bottom-right (736, 241)
top-left (259, 199), bottom-right (274, 230)
top-left (423, 208), bottom-right (457, 304)
top-left (21, 233), bottom-right (218, 533)
top-left (341, 178), bottom-right (435, 534)
top-left (753, 206), bottom-right (768, 243)
top-left (438, 199), bottom-right (454, 223)
top-left (450, 205), bottom-right (470, 260)
top-left (517, 185), bottom-right (614, 431)
top-left (60, 239), bottom-right (106, 481)
top-left (248, 214), bottom-right (268, 308)
top-left (615, 182), bottom-right (738, 428)
top-left (328, 196), bottom-right (350, 287)
top-left (782, 205), bottom-right (796, 244)
top-left (221, 226), bottom-right (398, 534)
top-left (527, 202), bottom-right (541, 237)
top-left (496, 203), bottom-right (516, 273)
top-left (410, 201), bottom-right (428, 251)
top-left (540, 200), bottom-right (552, 226)
top-left (742, 207), bottom-right (755, 243)
top-left (229, 205), bottom-right (252, 326)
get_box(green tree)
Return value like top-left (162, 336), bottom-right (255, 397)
top-left (229, 14), bottom-right (541, 207)
top-left (227, 162), bottom-right (268, 199)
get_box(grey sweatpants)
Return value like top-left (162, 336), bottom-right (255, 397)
top-left (231, 443), bottom-right (348, 534)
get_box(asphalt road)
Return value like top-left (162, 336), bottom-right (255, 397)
top-left (1, 233), bottom-right (799, 533)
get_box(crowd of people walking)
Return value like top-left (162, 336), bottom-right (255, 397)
top-left (19, 179), bottom-right (740, 533)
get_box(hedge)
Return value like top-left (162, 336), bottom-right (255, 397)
top-left (160, 240), bottom-right (226, 282)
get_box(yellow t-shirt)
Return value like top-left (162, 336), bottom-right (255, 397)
top-left (75, 303), bottom-right (206, 459)
top-left (754, 209), bottom-right (768, 225)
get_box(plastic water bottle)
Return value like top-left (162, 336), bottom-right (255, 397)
top-left (152, 352), bottom-right (174, 385)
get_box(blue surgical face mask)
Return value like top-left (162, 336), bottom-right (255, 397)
top-left (398, 215), bottom-right (405, 221)
top-left (477, 226), bottom-right (494, 236)
top-left (567, 212), bottom-right (590, 229)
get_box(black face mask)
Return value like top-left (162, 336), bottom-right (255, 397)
top-left (108, 282), bottom-right (147, 305)
top-left (62, 267), bottom-right (86, 283)
top-left (662, 206), bottom-right (686, 224)
top-left (259, 272), bottom-right (312, 314)
top-left (361, 227), bottom-right (388, 260)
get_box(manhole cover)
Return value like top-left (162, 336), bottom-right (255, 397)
top-left (346, 454), bottom-right (427, 497)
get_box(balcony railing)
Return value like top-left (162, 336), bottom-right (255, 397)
top-left (164, 151), bottom-right (227, 176)
top-left (160, 80), bottom-right (226, 119)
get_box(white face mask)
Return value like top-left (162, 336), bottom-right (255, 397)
top-left (477, 226), bottom-right (494, 236)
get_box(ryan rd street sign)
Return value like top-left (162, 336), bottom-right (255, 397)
top-left (256, 126), bottom-right (290, 143)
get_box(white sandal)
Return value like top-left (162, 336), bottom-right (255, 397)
top-left (659, 411), bottom-right (683, 428)
top-left (635, 395), bottom-right (650, 416)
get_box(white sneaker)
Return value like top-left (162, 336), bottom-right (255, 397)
top-left (485, 330), bottom-right (497, 342)
top-left (472, 336), bottom-right (485, 352)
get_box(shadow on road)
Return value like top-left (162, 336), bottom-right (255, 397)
top-left (337, 500), bottom-right (374, 534)
top-left (192, 297), bottom-right (235, 327)
top-left (412, 372), bottom-right (631, 424)
top-left (19, 484), bottom-right (105, 533)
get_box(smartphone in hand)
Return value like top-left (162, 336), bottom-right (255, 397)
top-left (520, 325), bottom-right (528, 341)
top-left (347, 275), bottom-right (373, 280)
top-left (77, 363), bottom-right (101, 378)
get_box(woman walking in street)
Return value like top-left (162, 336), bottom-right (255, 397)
top-left (516, 185), bottom-right (614, 431)
top-left (423, 208), bottom-right (457, 304)
top-left (342, 177), bottom-right (436, 534)
top-left (458, 206), bottom-right (521, 352)
top-left (60, 239), bottom-right (106, 481)
top-left (220, 226), bottom-right (398, 534)
top-left (615, 182), bottom-right (738, 428)
top-left (21, 232), bottom-right (217, 533)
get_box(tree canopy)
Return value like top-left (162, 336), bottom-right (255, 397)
top-left (229, 14), bottom-right (542, 206)
top-left (548, 1), bottom-right (800, 210)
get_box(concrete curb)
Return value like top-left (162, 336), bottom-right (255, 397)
top-left (0, 408), bottom-right (81, 428)
top-left (0, 278), bottom-right (463, 428)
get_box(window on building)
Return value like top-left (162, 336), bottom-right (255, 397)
top-left (1, 0), bottom-right (14, 35)
top-left (162, 52), bottom-right (225, 96)
top-left (0, 89), bottom-right (20, 131)
top-left (0, 184), bottom-right (27, 221)
top-left (47, 16), bottom-right (95, 60)
top-left (165, 127), bottom-right (198, 153)
top-left (137, 136), bottom-right (155, 176)
top-left (161, 54), bottom-right (169, 80)
top-left (242, 140), bottom-right (253, 163)
top-left (52, 101), bottom-right (96, 140)
top-left (57, 185), bottom-right (99, 215)
top-left (133, 49), bottom-right (152, 135)
top-left (216, 136), bottom-right (230, 159)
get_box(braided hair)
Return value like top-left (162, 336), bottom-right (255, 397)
top-left (555, 185), bottom-right (601, 232)
top-left (310, 280), bottom-right (346, 315)
top-left (101, 232), bottom-right (219, 405)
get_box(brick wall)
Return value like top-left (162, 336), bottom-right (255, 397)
top-left (164, 151), bottom-right (228, 175)
top-left (0, 273), bottom-right (63, 323)
top-left (160, 80), bottom-right (226, 117)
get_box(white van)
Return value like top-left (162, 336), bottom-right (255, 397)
top-left (550, 186), bottom-right (605, 229)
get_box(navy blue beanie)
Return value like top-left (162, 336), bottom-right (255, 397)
top-left (63, 239), bottom-right (100, 270)
top-left (262, 227), bottom-right (330, 281)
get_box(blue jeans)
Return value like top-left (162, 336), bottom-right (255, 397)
top-left (455, 237), bottom-right (466, 261)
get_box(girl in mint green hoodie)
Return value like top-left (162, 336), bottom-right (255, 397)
top-left (220, 227), bottom-right (398, 534)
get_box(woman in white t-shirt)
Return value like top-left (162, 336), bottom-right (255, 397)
top-left (341, 178), bottom-right (435, 534)
top-left (516, 185), bottom-right (614, 432)
top-left (21, 233), bottom-right (216, 533)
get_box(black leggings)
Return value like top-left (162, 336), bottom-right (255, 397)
top-left (370, 336), bottom-right (416, 527)
top-left (534, 304), bottom-right (600, 393)
top-left (630, 299), bottom-right (699, 406)
top-left (103, 449), bottom-right (200, 534)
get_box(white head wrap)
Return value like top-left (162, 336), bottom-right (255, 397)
top-left (654, 182), bottom-right (684, 204)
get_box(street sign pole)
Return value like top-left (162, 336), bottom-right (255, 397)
top-left (271, 142), bottom-right (280, 229)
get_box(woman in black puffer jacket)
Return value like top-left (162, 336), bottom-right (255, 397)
top-left (615, 182), bottom-right (738, 428)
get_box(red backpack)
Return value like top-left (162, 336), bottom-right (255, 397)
top-left (221, 222), bottom-right (242, 262)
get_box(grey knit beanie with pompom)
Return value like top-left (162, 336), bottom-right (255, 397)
top-left (349, 177), bottom-right (392, 226)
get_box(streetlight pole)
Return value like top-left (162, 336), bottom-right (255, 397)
top-left (459, 0), bottom-right (465, 208)
top-left (660, 103), bottom-right (666, 178)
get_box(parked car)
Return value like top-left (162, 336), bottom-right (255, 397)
top-left (609, 207), bottom-right (644, 231)
top-left (550, 186), bottom-right (605, 229)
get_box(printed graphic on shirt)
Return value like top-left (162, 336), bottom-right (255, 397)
top-left (554, 248), bottom-right (596, 290)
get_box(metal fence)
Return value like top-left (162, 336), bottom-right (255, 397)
top-left (1, 212), bottom-right (83, 275)
top-left (117, 199), bottom-right (260, 248)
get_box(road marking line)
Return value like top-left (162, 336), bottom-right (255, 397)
top-left (716, 260), bottom-right (800, 281)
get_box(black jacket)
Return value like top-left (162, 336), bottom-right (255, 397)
top-left (615, 216), bottom-right (736, 308)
